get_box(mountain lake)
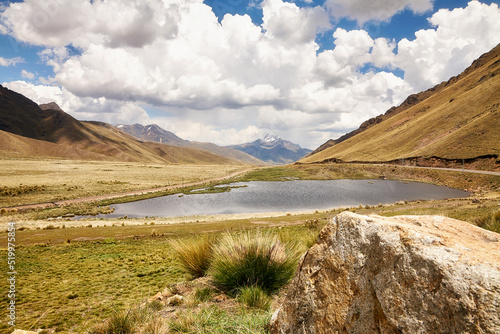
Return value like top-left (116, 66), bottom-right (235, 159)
top-left (89, 179), bottom-right (469, 219)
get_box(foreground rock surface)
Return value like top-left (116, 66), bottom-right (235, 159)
top-left (271, 212), bottom-right (500, 333)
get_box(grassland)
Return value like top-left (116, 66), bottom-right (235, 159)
top-left (0, 158), bottom-right (247, 208)
top-left (0, 160), bottom-right (499, 333)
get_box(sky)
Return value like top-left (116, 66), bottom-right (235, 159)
top-left (0, 0), bottom-right (499, 149)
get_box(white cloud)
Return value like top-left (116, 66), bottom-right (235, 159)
top-left (0, 0), bottom-right (181, 48)
top-left (394, 1), bottom-right (500, 90)
top-left (20, 69), bottom-right (35, 80)
top-left (262, 0), bottom-right (331, 45)
top-left (1, 0), bottom-right (500, 150)
top-left (325, 0), bottom-right (434, 23)
top-left (2, 80), bottom-right (150, 125)
top-left (0, 56), bottom-right (23, 66)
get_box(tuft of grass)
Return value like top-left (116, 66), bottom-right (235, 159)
top-left (171, 236), bottom-right (216, 278)
top-left (237, 286), bottom-right (272, 310)
top-left (88, 309), bottom-right (134, 334)
top-left (474, 210), bottom-right (500, 233)
top-left (194, 287), bottom-right (214, 303)
top-left (209, 230), bottom-right (302, 295)
top-left (166, 305), bottom-right (270, 333)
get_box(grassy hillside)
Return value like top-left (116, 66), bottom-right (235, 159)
top-left (0, 85), bottom-right (241, 165)
top-left (302, 44), bottom-right (500, 167)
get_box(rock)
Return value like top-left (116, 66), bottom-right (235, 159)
top-left (271, 212), bottom-right (500, 334)
top-left (166, 294), bottom-right (185, 306)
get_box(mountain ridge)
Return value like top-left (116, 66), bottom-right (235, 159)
top-left (301, 43), bottom-right (500, 171)
top-left (116, 123), bottom-right (266, 165)
top-left (0, 85), bottom-right (243, 165)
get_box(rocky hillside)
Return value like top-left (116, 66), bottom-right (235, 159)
top-left (271, 212), bottom-right (500, 333)
top-left (302, 44), bottom-right (500, 170)
top-left (228, 134), bottom-right (312, 165)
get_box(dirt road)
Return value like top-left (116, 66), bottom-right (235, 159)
top-left (7, 167), bottom-right (255, 211)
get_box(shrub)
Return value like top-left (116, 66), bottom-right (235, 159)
top-left (88, 310), bottom-right (134, 334)
top-left (171, 236), bottom-right (215, 278)
top-left (237, 286), bottom-right (272, 310)
top-left (209, 230), bottom-right (301, 295)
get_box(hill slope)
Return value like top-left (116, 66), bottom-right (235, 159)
top-left (228, 134), bottom-right (312, 165)
top-left (301, 43), bottom-right (500, 170)
top-left (0, 85), bottom-right (240, 165)
top-left (117, 123), bottom-right (266, 165)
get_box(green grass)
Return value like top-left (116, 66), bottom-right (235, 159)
top-left (237, 286), bottom-right (272, 310)
top-left (209, 230), bottom-right (302, 295)
top-left (237, 167), bottom-right (307, 181)
top-left (0, 238), bottom-right (185, 333)
top-left (473, 210), bottom-right (500, 233)
top-left (166, 305), bottom-right (271, 333)
top-left (171, 235), bottom-right (216, 278)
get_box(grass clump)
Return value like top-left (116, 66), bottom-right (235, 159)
top-left (209, 230), bottom-right (302, 295)
top-left (171, 236), bottom-right (216, 278)
top-left (88, 309), bottom-right (135, 334)
top-left (194, 287), bottom-right (214, 303)
top-left (474, 210), bottom-right (500, 233)
top-left (237, 286), bottom-right (272, 310)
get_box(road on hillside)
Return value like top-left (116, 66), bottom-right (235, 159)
top-left (375, 164), bottom-right (500, 176)
top-left (6, 167), bottom-right (256, 212)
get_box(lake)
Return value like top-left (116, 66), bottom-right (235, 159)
top-left (97, 179), bottom-right (469, 218)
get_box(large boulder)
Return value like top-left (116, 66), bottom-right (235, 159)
top-left (271, 212), bottom-right (500, 333)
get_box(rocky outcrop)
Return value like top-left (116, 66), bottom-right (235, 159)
top-left (271, 212), bottom-right (500, 333)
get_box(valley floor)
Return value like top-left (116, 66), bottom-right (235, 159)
top-left (0, 160), bottom-right (498, 333)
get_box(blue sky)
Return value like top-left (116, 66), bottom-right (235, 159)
top-left (1, 0), bottom-right (499, 148)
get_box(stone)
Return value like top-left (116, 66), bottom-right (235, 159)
top-left (271, 212), bottom-right (500, 334)
top-left (166, 294), bottom-right (185, 306)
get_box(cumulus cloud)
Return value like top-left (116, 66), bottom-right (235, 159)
top-left (20, 69), bottom-right (35, 80)
top-left (325, 0), bottom-right (434, 23)
top-left (1, 0), bottom-right (500, 149)
top-left (0, 0), bottom-right (180, 48)
top-left (0, 56), bottom-right (23, 66)
top-left (395, 1), bottom-right (500, 90)
top-left (3, 80), bottom-right (150, 125)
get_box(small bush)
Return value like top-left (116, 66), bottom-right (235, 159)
top-left (171, 236), bottom-right (215, 278)
top-left (209, 230), bottom-right (301, 295)
top-left (237, 286), bottom-right (272, 310)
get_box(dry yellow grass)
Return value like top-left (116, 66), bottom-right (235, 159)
top-left (0, 158), bottom-right (246, 207)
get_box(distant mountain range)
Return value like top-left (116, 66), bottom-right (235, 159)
top-left (116, 123), bottom-right (265, 165)
top-left (228, 134), bottom-right (312, 165)
top-left (301, 43), bottom-right (500, 171)
top-left (0, 86), bottom-right (246, 165)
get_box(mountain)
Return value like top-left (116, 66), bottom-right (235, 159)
top-left (301, 43), bottom-right (500, 170)
top-left (0, 85), bottom-right (242, 165)
top-left (228, 134), bottom-right (312, 165)
top-left (116, 123), bottom-right (265, 165)
top-left (116, 123), bottom-right (187, 146)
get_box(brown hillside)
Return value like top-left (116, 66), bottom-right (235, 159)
top-left (0, 86), bottom-right (241, 165)
top-left (301, 44), bottom-right (500, 170)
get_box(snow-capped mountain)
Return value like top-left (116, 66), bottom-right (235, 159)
top-left (263, 134), bottom-right (282, 144)
top-left (227, 134), bottom-right (312, 165)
